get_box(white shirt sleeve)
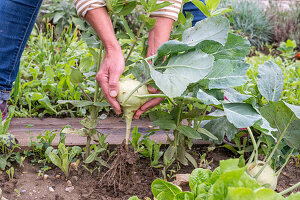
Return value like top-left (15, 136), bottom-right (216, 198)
top-left (74, 0), bottom-right (182, 21)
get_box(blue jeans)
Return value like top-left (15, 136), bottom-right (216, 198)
top-left (0, 0), bottom-right (43, 100)
top-left (183, 1), bottom-right (207, 26)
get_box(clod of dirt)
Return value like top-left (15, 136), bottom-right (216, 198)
top-left (99, 142), bottom-right (139, 194)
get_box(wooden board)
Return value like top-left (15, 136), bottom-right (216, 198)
top-left (8, 117), bottom-right (167, 147)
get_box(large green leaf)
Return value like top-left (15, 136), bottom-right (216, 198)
top-left (223, 88), bottom-right (252, 103)
top-left (260, 101), bottom-right (299, 148)
top-left (206, 60), bottom-right (249, 89)
top-left (150, 50), bottom-right (214, 98)
top-left (177, 125), bottom-right (202, 139)
top-left (182, 16), bottom-right (229, 46)
top-left (257, 61), bottom-right (284, 102)
top-left (156, 40), bottom-right (193, 56)
top-left (284, 119), bottom-right (300, 149)
top-left (223, 103), bottom-right (262, 128)
top-left (149, 111), bottom-right (177, 130)
top-left (197, 89), bottom-right (221, 105)
top-left (203, 117), bottom-right (239, 144)
top-left (151, 179), bottom-right (182, 198)
top-left (198, 33), bottom-right (251, 61)
top-left (284, 102), bottom-right (300, 119)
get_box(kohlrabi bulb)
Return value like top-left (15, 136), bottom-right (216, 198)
top-left (247, 161), bottom-right (278, 190)
top-left (117, 78), bottom-right (150, 151)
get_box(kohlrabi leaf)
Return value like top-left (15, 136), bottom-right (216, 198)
top-left (149, 111), bottom-right (177, 130)
top-left (182, 16), bottom-right (229, 46)
top-left (257, 61), bottom-right (284, 102)
top-left (151, 179), bottom-right (182, 198)
top-left (206, 59), bottom-right (249, 89)
top-left (150, 50), bottom-right (214, 98)
top-left (223, 103), bottom-right (262, 128)
top-left (197, 89), bottom-right (221, 105)
top-left (130, 59), bottom-right (151, 82)
top-left (198, 33), bottom-right (251, 60)
top-left (260, 101), bottom-right (299, 148)
top-left (175, 192), bottom-right (195, 200)
top-left (203, 117), bottom-right (239, 144)
top-left (189, 168), bottom-right (212, 192)
top-left (156, 40), bottom-right (193, 56)
top-left (283, 102), bottom-right (300, 119)
top-left (284, 119), bottom-right (300, 149)
top-left (223, 88), bottom-right (252, 103)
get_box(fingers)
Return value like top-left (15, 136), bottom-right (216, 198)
top-left (96, 71), bottom-right (122, 115)
top-left (134, 97), bottom-right (164, 119)
top-left (147, 85), bottom-right (160, 93)
top-left (96, 53), bottom-right (124, 115)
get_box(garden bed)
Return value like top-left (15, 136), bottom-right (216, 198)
top-left (1, 143), bottom-right (299, 200)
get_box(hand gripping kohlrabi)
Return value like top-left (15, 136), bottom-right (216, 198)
top-left (117, 78), bottom-right (150, 151)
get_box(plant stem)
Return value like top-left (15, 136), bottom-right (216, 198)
top-left (85, 43), bottom-right (104, 159)
top-left (94, 43), bottom-right (104, 102)
top-left (276, 148), bottom-right (294, 177)
top-left (280, 181), bottom-right (300, 196)
top-left (85, 135), bottom-right (91, 160)
top-left (254, 114), bottom-right (295, 179)
top-left (247, 127), bottom-right (258, 163)
top-left (196, 105), bottom-right (208, 130)
top-left (247, 140), bottom-right (261, 165)
top-left (123, 78), bottom-right (152, 105)
top-left (125, 21), bottom-right (146, 63)
top-left (78, 84), bottom-right (92, 101)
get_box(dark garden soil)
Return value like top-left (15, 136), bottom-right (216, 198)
top-left (0, 145), bottom-right (299, 200)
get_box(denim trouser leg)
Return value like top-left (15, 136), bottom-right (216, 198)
top-left (0, 0), bottom-right (43, 100)
top-left (183, 1), bottom-right (207, 26)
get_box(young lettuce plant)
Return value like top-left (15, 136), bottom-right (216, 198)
top-left (131, 158), bottom-right (300, 200)
top-left (46, 143), bottom-right (82, 178)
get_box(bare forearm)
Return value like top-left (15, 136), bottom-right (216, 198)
top-left (84, 7), bottom-right (120, 51)
top-left (147, 17), bottom-right (174, 57)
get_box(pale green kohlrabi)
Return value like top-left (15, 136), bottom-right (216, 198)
top-left (247, 161), bottom-right (278, 190)
top-left (117, 78), bottom-right (150, 151)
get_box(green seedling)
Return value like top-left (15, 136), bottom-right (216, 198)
top-left (46, 143), bottom-right (82, 178)
top-left (6, 167), bottom-right (14, 181)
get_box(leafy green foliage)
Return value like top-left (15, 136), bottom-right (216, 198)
top-left (228, 0), bottom-right (273, 49)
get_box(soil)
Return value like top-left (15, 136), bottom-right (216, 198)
top-left (0, 146), bottom-right (299, 200)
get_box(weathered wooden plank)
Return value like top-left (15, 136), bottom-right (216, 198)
top-left (8, 118), bottom-right (168, 147)
top-left (8, 118), bottom-right (210, 147)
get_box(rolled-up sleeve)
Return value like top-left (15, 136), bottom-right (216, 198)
top-left (74, 0), bottom-right (106, 18)
top-left (150, 0), bottom-right (182, 21)
top-left (74, 0), bottom-right (182, 21)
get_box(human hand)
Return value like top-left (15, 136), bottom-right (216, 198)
top-left (96, 47), bottom-right (125, 115)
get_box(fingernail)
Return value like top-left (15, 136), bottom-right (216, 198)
top-left (110, 90), bottom-right (117, 97)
